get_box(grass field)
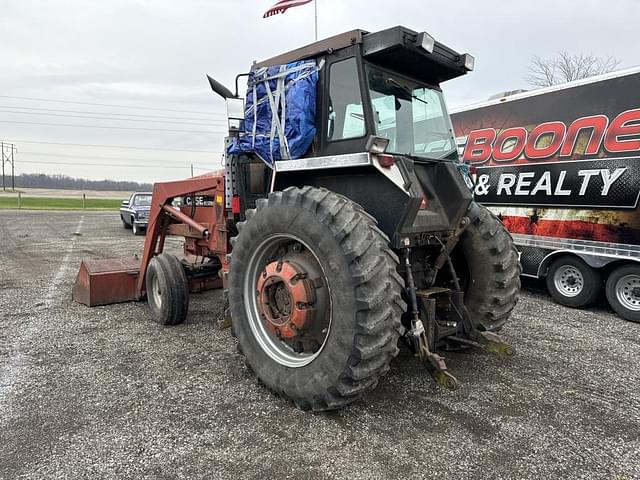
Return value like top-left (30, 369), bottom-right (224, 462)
top-left (0, 196), bottom-right (120, 210)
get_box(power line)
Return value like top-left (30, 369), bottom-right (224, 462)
top-left (4, 139), bottom-right (222, 153)
top-left (0, 109), bottom-right (228, 126)
top-left (0, 94), bottom-right (226, 116)
top-left (0, 104), bottom-right (226, 121)
top-left (20, 151), bottom-right (212, 164)
top-left (0, 120), bottom-right (226, 134)
top-left (19, 159), bottom-right (212, 170)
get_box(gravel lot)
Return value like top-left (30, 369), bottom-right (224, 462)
top-left (1, 210), bottom-right (639, 479)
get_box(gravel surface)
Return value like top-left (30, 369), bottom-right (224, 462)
top-left (0, 210), bottom-right (638, 479)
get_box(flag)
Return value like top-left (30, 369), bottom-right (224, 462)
top-left (263, 0), bottom-right (313, 18)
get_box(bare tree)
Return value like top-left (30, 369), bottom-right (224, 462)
top-left (526, 52), bottom-right (621, 87)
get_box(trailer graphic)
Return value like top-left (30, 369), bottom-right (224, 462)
top-left (451, 67), bottom-right (640, 321)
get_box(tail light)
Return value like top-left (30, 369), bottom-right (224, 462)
top-left (375, 154), bottom-right (395, 169)
top-left (231, 195), bottom-right (241, 214)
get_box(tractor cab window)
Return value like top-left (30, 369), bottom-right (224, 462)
top-left (366, 65), bottom-right (457, 160)
top-left (327, 57), bottom-right (366, 141)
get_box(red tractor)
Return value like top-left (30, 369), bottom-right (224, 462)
top-left (74, 27), bottom-right (521, 411)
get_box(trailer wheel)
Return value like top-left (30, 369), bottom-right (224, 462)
top-left (229, 187), bottom-right (405, 411)
top-left (458, 203), bottom-right (521, 331)
top-left (546, 256), bottom-right (601, 308)
top-left (606, 264), bottom-right (640, 323)
top-left (146, 254), bottom-right (190, 326)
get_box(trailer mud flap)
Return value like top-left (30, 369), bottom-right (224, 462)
top-left (72, 257), bottom-right (141, 307)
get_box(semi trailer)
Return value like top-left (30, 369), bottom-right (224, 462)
top-left (451, 66), bottom-right (640, 321)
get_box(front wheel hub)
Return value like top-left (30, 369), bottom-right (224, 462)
top-left (256, 260), bottom-right (316, 339)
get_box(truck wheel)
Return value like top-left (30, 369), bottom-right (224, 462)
top-left (546, 256), bottom-right (601, 308)
top-left (458, 203), bottom-right (521, 332)
top-left (605, 264), bottom-right (640, 323)
top-left (229, 187), bottom-right (405, 411)
top-left (121, 215), bottom-right (131, 229)
top-left (133, 222), bottom-right (142, 236)
top-left (146, 254), bottom-right (190, 326)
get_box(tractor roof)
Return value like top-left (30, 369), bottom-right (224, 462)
top-left (253, 26), bottom-right (473, 84)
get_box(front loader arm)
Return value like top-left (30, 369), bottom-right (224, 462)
top-left (135, 175), bottom-right (224, 299)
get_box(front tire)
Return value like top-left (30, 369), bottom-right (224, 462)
top-left (133, 222), bottom-right (143, 236)
top-left (546, 256), bottom-right (601, 308)
top-left (146, 254), bottom-right (190, 326)
top-left (606, 264), bottom-right (640, 323)
top-left (229, 187), bottom-right (405, 411)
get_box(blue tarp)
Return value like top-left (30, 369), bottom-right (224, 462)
top-left (227, 60), bottom-right (318, 166)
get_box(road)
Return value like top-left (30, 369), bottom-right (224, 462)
top-left (0, 210), bottom-right (638, 479)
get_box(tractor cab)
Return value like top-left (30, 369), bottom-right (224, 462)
top-left (216, 26), bottom-right (476, 249)
top-left (251, 26), bottom-right (474, 160)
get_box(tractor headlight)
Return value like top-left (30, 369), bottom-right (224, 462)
top-left (418, 32), bottom-right (435, 54)
top-left (462, 53), bottom-right (475, 71)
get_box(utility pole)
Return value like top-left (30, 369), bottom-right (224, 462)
top-left (1, 142), bottom-right (17, 191)
top-left (1, 142), bottom-right (4, 191)
top-left (11, 146), bottom-right (15, 191)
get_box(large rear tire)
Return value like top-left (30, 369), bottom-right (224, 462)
top-left (458, 203), bottom-right (521, 331)
top-left (229, 187), bottom-right (405, 411)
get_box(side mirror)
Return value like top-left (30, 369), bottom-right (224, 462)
top-left (206, 75), bottom-right (235, 100)
top-left (121, 200), bottom-right (129, 207)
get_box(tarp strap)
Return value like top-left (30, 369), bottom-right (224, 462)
top-left (247, 63), bottom-right (319, 115)
top-left (279, 73), bottom-right (291, 159)
top-left (264, 65), bottom-right (290, 162)
top-left (239, 60), bottom-right (323, 163)
top-left (256, 62), bottom-right (315, 83)
top-left (251, 84), bottom-right (257, 149)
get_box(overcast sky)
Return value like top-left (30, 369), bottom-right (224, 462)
top-left (0, 0), bottom-right (638, 184)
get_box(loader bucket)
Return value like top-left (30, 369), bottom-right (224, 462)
top-left (72, 257), bottom-right (141, 307)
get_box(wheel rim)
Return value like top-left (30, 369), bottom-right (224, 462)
top-left (615, 274), bottom-right (640, 312)
top-left (553, 265), bottom-right (584, 298)
top-left (150, 273), bottom-right (162, 308)
top-left (243, 234), bottom-right (331, 368)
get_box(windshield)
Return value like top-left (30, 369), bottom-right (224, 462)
top-left (365, 64), bottom-right (457, 160)
top-left (133, 194), bottom-right (152, 206)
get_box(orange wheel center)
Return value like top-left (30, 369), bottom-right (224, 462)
top-left (256, 260), bottom-right (315, 339)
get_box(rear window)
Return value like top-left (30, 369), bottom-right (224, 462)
top-left (327, 57), bottom-right (366, 141)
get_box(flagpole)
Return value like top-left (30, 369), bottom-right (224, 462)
top-left (314, 0), bottom-right (318, 41)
